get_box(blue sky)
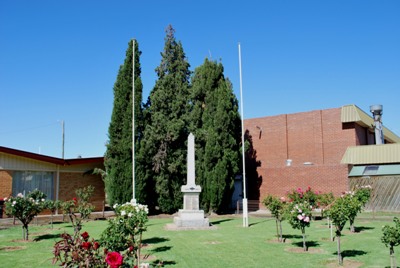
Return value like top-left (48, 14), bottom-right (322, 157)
top-left (1, 1), bottom-right (399, 158)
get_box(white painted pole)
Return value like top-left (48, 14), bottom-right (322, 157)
top-left (238, 43), bottom-right (248, 227)
top-left (132, 39), bottom-right (136, 201)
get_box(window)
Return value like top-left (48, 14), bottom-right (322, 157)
top-left (12, 171), bottom-right (54, 199)
top-left (362, 165), bottom-right (379, 176)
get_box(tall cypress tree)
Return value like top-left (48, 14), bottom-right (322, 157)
top-left (139, 25), bottom-right (191, 213)
top-left (105, 40), bottom-right (143, 206)
top-left (190, 58), bottom-right (241, 213)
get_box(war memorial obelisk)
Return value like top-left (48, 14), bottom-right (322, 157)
top-left (170, 133), bottom-right (210, 229)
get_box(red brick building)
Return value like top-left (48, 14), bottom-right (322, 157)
top-left (0, 146), bottom-right (105, 213)
top-left (243, 105), bottom-right (400, 203)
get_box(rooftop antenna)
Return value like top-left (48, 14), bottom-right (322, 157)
top-left (370, 105), bottom-right (384, 145)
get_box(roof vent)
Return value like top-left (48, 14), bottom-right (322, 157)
top-left (370, 105), bottom-right (384, 144)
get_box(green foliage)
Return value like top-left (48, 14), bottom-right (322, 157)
top-left (286, 202), bottom-right (312, 230)
top-left (59, 186), bottom-right (95, 231)
top-left (53, 231), bottom-right (104, 267)
top-left (286, 201), bottom-right (312, 251)
top-left (354, 185), bottom-right (372, 206)
top-left (190, 58), bottom-right (241, 213)
top-left (287, 187), bottom-right (319, 208)
top-left (101, 200), bottom-right (148, 251)
top-left (4, 189), bottom-right (46, 240)
top-left (54, 200), bottom-right (149, 268)
top-left (105, 39), bottom-right (143, 206)
top-left (316, 192), bottom-right (335, 208)
top-left (138, 25), bottom-right (191, 213)
top-left (382, 217), bottom-right (400, 250)
top-left (382, 217), bottom-right (400, 268)
top-left (262, 195), bottom-right (287, 221)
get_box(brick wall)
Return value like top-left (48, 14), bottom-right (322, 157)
top-left (0, 170), bottom-right (12, 198)
top-left (244, 107), bottom-right (357, 201)
top-left (59, 172), bottom-right (105, 211)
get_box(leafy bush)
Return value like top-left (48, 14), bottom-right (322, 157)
top-left (382, 217), bottom-right (400, 268)
top-left (4, 189), bottom-right (47, 240)
top-left (54, 199), bottom-right (149, 268)
top-left (60, 186), bottom-right (95, 231)
top-left (286, 201), bottom-right (312, 251)
top-left (262, 195), bottom-right (287, 242)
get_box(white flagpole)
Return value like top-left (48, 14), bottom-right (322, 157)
top-left (132, 39), bottom-right (136, 201)
top-left (239, 42), bottom-right (248, 227)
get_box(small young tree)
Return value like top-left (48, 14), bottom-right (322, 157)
top-left (60, 186), bottom-right (95, 231)
top-left (325, 196), bottom-right (349, 266)
top-left (4, 189), bottom-right (46, 240)
top-left (262, 195), bottom-right (287, 242)
top-left (348, 185), bottom-right (372, 232)
top-left (44, 200), bottom-right (61, 229)
top-left (382, 217), bottom-right (400, 268)
top-left (286, 201), bottom-right (312, 251)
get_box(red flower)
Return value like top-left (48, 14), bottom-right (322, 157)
top-left (129, 246), bottom-right (134, 252)
top-left (81, 231), bottom-right (89, 241)
top-left (106, 252), bottom-right (124, 268)
top-left (81, 242), bottom-right (92, 250)
top-left (73, 197), bottom-right (78, 205)
top-left (93, 241), bottom-right (100, 250)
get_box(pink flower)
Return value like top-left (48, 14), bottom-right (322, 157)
top-left (304, 216), bottom-right (310, 223)
top-left (297, 215), bottom-right (304, 220)
top-left (106, 252), bottom-right (124, 268)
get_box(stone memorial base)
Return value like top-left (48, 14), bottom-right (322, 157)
top-left (173, 209), bottom-right (209, 228)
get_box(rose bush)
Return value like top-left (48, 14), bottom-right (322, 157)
top-left (286, 201), bottom-right (312, 251)
top-left (4, 189), bottom-right (47, 240)
top-left (53, 199), bottom-right (150, 268)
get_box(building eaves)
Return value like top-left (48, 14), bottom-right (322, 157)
top-left (341, 104), bottom-right (400, 143)
top-left (341, 143), bottom-right (400, 165)
top-left (0, 146), bottom-right (103, 166)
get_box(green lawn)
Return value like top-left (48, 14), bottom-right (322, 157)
top-left (0, 214), bottom-right (398, 267)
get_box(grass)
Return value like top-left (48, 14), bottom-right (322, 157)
top-left (0, 214), bottom-right (398, 267)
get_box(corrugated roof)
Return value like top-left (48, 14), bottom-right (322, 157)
top-left (341, 143), bottom-right (400, 165)
top-left (341, 104), bottom-right (400, 143)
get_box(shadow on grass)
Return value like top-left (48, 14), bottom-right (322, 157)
top-left (142, 237), bottom-right (170, 244)
top-left (151, 259), bottom-right (176, 266)
top-left (292, 240), bottom-right (320, 248)
top-left (249, 220), bottom-right (267, 227)
top-left (283, 234), bottom-right (303, 240)
top-left (333, 250), bottom-right (368, 258)
top-left (210, 219), bottom-right (233, 225)
top-left (353, 226), bottom-right (375, 233)
top-left (33, 233), bottom-right (62, 241)
top-left (150, 246), bottom-right (172, 253)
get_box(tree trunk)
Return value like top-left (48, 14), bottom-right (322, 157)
top-left (279, 220), bottom-right (283, 242)
top-left (337, 234), bottom-right (343, 266)
top-left (275, 219), bottom-right (280, 242)
top-left (23, 224), bottom-right (29, 240)
top-left (302, 227), bottom-right (307, 251)
top-left (350, 218), bottom-right (355, 233)
top-left (390, 247), bottom-right (396, 268)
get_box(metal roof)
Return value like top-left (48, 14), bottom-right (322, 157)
top-left (341, 104), bottom-right (400, 143)
top-left (341, 143), bottom-right (400, 165)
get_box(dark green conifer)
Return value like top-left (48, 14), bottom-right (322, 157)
top-left (105, 40), bottom-right (143, 206)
